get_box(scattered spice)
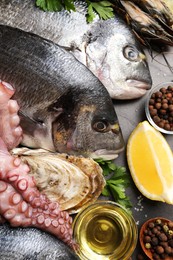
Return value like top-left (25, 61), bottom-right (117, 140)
top-left (148, 85), bottom-right (173, 131)
top-left (142, 218), bottom-right (173, 259)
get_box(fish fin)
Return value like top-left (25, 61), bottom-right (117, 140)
top-left (60, 45), bottom-right (81, 52)
top-left (19, 108), bottom-right (63, 131)
top-left (19, 110), bottom-right (40, 125)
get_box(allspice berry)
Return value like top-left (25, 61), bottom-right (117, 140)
top-left (155, 246), bottom-right (164, 254)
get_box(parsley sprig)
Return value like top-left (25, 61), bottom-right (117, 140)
top-left (86, 1), bottom-right (114, 22)
top-left (35, 0), bottom-right (114, 22)
top-left (35, 0), bottom-right (76, 12)
top-left (95, 159), bottom-right (132, 214)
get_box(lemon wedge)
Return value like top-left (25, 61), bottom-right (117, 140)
top-left (127, 121), bottom-right (173, 204)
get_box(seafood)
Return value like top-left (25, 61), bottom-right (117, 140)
top-left (110, 0), bottom-right (173, 47)
top-left (0, 24), bottom-right (124, 160)
top-left (0, 224), bottom-right (79, 259)
top-left (163, 0), bottom-right (173, 13)
top-left (12, 147), bottom-right (106, 214)
top-left (0, 0), bottom-right (152, 99)
top-left (0, 81), bottom-right (76, 249)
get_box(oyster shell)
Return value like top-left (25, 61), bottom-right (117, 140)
top-left (12, 148), bottom-right (106, 214)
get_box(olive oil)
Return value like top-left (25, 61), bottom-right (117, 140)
top-left (85, 214), bottom-right (123, 254)
top-left (73, 201), bottom-right (138, 260)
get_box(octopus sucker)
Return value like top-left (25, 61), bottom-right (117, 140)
top-left (0, 81), bottom-right (75, 249)
top-left (11, 193), bottom-right (21, 205)
top-left (0, 180), bottom-right (7, 192)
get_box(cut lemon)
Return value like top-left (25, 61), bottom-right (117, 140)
top-left (127, 121), bottom-right (173, 204)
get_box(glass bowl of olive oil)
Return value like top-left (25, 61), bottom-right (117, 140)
top-left (73, 200), bottom-right (138, 260)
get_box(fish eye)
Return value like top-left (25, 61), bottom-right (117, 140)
top-left (92, 120), bottom-right (109, 132)
top-left (123, 46), bottom-right (139, 61)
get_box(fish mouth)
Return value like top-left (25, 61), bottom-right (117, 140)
top-left (121, 79), bottom-right (152, 99)
top-left (89, 147), bottom-right (124, 161)
top-left (126, 79), bottom-right (152, 90)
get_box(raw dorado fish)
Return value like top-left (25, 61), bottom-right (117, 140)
top-left (0, 0), bottom-right (152, 99)
top-left (0, 224), bottom-right (79, 260)
top-left (0, 24), bottom-right (124, 160)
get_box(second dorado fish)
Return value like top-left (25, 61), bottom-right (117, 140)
top-left (0, 0), bottom-right (152, 99)
top-left (0, 25), bottom-right (124, 160)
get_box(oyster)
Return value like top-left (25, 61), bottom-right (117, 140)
top-left (12, 148), bottom-right (106, 214)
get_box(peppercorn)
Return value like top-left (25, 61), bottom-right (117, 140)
top-left (155, 91), bottom-right (162, 98)
top-left (169, 222), bottom-right (173, 229)
top-left (168, 239), bottom-right (173, 248)
top-left (143, 235), bottom-right (151, 243)
top-left (151, 237), bottom-right (159, 246)
top-left (153, 253), bottom-right (160, 260)
top-left (160, 87), bottom-right (167, 93)
top-left (168, 230), bottom-right (173, 236)
top-left (165, 245), bottom-right (172, 254)
top-left (159, 233), bottom-right (168, 242)
top-left (149, 99), bottom-right (155, 105)
top-left (162, 103), bottom-right (168, 109)
top-left (156, 245), bottom-right (164, 254)
top-left (155, 219), bottom-right (162, 225)
top-left (145, 243), bottom-right (151, 249)
top-left (152, 227), bottom-right (159, 234)
top-left (169, 105), bottom-right (173, 111)
top-left (163, 224), bottom-right (169, 233)
top-left (148, 222), bottom-right (155, 229)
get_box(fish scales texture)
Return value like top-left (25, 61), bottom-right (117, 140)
top-left (0, 24), bottom-right (124, 159)
top-left (0, 0), bottom-right (152, 99)
top-left (0, 224), bottom-right (79, 259)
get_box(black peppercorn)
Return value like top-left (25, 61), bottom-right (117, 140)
top-left (159, 233), bottom-right (168, 242)
top-left (156, 245), bottom-right (164, 254)
top-left (151, 237), bottom-right (159, 246)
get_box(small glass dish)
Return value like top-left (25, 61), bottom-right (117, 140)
top-left (140, 217), bottom-right (173, 260)
top-left (73, 200), bottom-right (138, 260)
top-left (145, 82), bottom-right (173, 135)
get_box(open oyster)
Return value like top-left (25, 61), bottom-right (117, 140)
top-left (12, 148), bottom-right (106, 214)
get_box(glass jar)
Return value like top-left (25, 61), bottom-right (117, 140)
top-left (73, 200), bottom-right (138, 260)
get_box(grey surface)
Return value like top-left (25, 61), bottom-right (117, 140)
top-left (114, 47), bottom-right (173, 259)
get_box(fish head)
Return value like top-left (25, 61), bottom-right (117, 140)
top-left (52, 93), bottom-right (124, 160)
top-left (85, 17), bottom-right (152, 99)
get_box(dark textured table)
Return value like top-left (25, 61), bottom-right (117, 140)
top-left (114, 47), bottom-right (173, 259)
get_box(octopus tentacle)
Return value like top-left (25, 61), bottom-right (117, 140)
top-left (0, 180), bottom-right (74, 247)
top-left (0, 81), bottom-right (23, 150)
top-left (0, 81), bottom-right (76, 249)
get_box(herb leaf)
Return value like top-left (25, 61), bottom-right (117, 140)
top-left (36, 0), bottom-right (63, 11)
top-left (95, 159), bottom-right (132, 213)
top-left (35, 0), bottom-right (75, 12)
top-left (86, 1), bottom-right (114, 22)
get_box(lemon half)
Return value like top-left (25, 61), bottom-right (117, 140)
top-left (127, 121), bottom-right (173, 204)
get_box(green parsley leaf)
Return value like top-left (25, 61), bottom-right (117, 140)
top-left (64, 0), bottom-right (76, 12)
top-left (35, 0), bottom-right (75, 12)
top-left (36, 0), bottom-right (63, 11)
top-left (95, 159), bottom-right (132, 213)
top-left (86, 1), bottom-right (114, 22)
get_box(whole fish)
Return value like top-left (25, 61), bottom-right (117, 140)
top-left (0, 0), bottom-right (152, 99)
top-left (0, 24), bottom-right (124, 160)
top-left (0, 224), bottom-right (79, 260)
